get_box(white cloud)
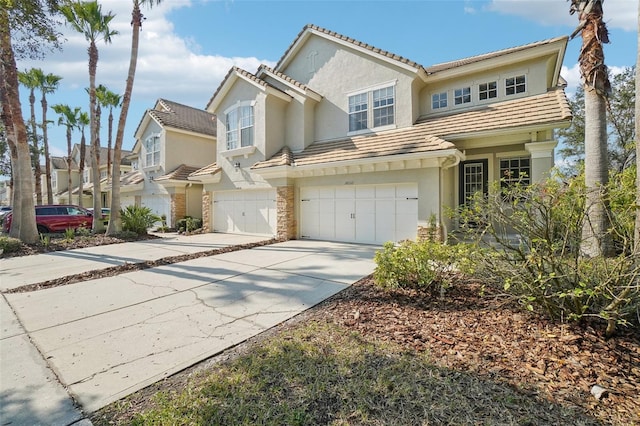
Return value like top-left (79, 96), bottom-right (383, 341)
top-left (487, 0), bottom-right (638, 32)
top-left (561, 63), bottom-right (630, 98)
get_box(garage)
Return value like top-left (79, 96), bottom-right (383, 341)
top-left (300, 183), bottom-right (418, 244)
top-left (141, 195), bottom-right (171, 226)
top-left (213, 189), bottom-right (277, 236)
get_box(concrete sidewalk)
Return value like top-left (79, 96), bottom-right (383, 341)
top-left (1, 235), bottom-right (377, 424)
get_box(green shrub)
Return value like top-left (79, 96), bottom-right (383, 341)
top-left (175, 216), bottom-right (202, 233)
top-left (0, 236), bottom-right (22, 254)
top-left (456, 173), bottom-right (640, 334)
top-left (373, 239), bottom-right (470, 293)
top-left (63, 228), bottom-right (76, 241)
top-left (120, 205), bottom-right (161, 235)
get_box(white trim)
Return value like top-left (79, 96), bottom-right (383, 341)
top-left (220, 145), bottom-right (256, 159)
top-left (525, 141), bottom-right (557, 159)
top-left (223, 100), bottom-right (256, 115)
top-left (346, 79), bottom-right (398, 97)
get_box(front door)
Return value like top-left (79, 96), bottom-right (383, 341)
top-left (459, 159), bottom-right (488, 205)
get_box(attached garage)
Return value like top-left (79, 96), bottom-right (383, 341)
top-left (213, 189), bottom-right (277, 236)
top-left (300, 183), bottom-right (418, 244)
top-left (141, 195), bottom-right (171, 225)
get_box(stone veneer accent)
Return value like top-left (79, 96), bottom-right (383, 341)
top-left (202, 191), bottom-right (212, 233)
top-left (276, 186), bottom-right (296, 240)
top-left (171, 193), bottom-right (186, 227)
top-left (417, 224), bottom-right (443, 242)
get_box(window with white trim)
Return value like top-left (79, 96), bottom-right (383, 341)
top-left (100, 170), bottom-right (107, 180)
top-left (51, 172), bottom-right (57, 189)
top-left (144, 134), bottom-right (160, 167)
top-left (83, 169), bottom-right (90, 184)
top-left (454, 87), bottom-right (471, 105)
top-left (225, 104), bottom-right (254, 150)
top-left (506, 75), bottom-right (526, 96)
top-left (348, 84), bottom-right (395, 132)
top-left (479, 81), bottom-right (497, 100)
top-left (432, 92), bottom-right (447, 110)
top-left (500, 157), bottom-right (530, 189)
top-left (131, 160), bottom-right (138, 170)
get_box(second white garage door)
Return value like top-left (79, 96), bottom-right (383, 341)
top-left (213, 189), bottom-right (277, 236)
top-left (300, 183), bottom-right (418, 244)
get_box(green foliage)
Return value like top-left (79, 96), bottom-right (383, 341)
top-left (374, 239), bottom-right (470, 293)
top-left (75, 226), bottom-right (92, 237)
top-left (63, 227), bottom-right (75, 241)
top-left (120, 205), bottom-right (160, 236)
top-left (456, 174), bottom-right (640, 331)
top-left (0, 236), bottom-right (22, 254)
top-left (39, 233), bottom-right (50, 248)
top-left (176, 216), bottom-right (202, 233)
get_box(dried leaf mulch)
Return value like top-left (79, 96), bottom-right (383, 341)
top-left (321, 277), bottom-right (640, 425)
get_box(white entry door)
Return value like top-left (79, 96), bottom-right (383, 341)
top-left (300, 183), bottom-right (418, 244)
top-left (213, 189), bottom-right (277, 236)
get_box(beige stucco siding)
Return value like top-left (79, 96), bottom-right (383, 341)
top-left (265, 96), bottom-right (287, 160)
top-left (164, 131), bottom-right (215, 172)
top-left (281, 36), bottom-right (417, 143)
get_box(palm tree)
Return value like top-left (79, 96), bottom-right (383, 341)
top-left (60, 0), bottom-right (117, 231)
top-left (35, 70), bottom-right (62, 205)
top-left (570, 0), bottom-right (613, 257)
top-left (96, 84), bottom-right (121, 182)
top-left (17, 68), bottom-right (43, 205)
top-left (108, 0), bottom-right (162, 236)
top-left (77, 111), bottom-right (89, 207)
top-left (52, 104), bottom-right (80, 204)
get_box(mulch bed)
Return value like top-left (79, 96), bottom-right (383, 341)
top-left (320, 277), bottom-right (640, 425)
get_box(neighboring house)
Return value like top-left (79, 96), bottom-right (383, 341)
top-left (195, 24), bottom-right (571, 244)
top-left (42, 155), bottom-right (80, 205)
top-left (0, 180), bottom-right (10, 206)
top-left (123, 98), bottom-right (217, 227)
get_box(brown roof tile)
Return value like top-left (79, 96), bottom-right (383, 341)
top-left (206, 66), bottom-right (269, 111)
top-left (189, 163), bottom-right (222, 177)
top-left (415, 88), bottom-right (572, 136)
top-left (425, 36), bottom-right (568, 74)
top-left (257, 65), bottom-right (322, 98)
top-left (117, 170), bottom-right (144, 187)
top-left (154, 164), bottom-right (200, 182)
top-left (150, 99), bottom-right (217, 136)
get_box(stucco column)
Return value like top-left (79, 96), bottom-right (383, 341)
top-left (276, 186), bottom-right (296, 241)
top-left (202, 190), bottom-right (212, 233)
top-left (525, 141), bottom-right (557, 182)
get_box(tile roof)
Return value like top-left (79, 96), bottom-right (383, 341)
top-left (257, 65), bottom-right (322, 97)
top-left (141, 99), bottom-right (217, 137)
top-left (425, 36), bottom-right (568, 74)
top-left (79, 146), bottom-right (133, 167)
top-left (118, 170), bottom-right (144, 187)
top-left (206, 66), bottom-right (269, 111)
top-left (253, 88), bottom-right (571, 170)
top-left (51, 156), bottom-right (71, 169)
top-left (252, 130), bottom-right (454, 170)
top-left (414, 88), bottom-right (572, 136)
top-left (154, 164), bottom-right (201, 182)
top-left (275, 24), bottom-right (423, 72)
top-left (189, 163), bottom-right (222, 177)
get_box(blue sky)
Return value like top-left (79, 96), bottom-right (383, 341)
top-left (15, 0), bottom-right (638, 162)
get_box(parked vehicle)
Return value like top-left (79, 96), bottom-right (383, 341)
top-left (0, 206), bottom-right (11, 222)
top-left (2, 204), bottom-right (93, 234)
top-left (87, 207), bottom-right (111, 225)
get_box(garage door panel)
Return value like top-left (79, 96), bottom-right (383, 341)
top-left (213, 189), bottom-right (276, 236)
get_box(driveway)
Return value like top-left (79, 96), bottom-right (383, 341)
top-left (1, 235), bottom-right (377, 422)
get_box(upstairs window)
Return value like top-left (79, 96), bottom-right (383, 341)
top-left (348, 83), bottom-right (395, 133)
top-left (506, 75), bottom-right (526, 95)
top-left (479, 81), bottom-right (497, 100)
top-left (432, 92), bottom-right (447, 110)
top-left (348, 92), bottom-right (368, 132)
top-left (100, 170), bottom-right (108, 180)
top-left (226, 104), bottom-right (254, 150)
top-left (51, 172), bottom-right (57, 189)
top-left (454, 87), bottom-right (471, 105)
top-left (83, 169), bottom-right (90, 184)
top-left (144, 134), bottom-right (160, 167)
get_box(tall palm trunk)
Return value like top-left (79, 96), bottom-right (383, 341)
top-left (108, 2), bottom-right (142, 235)
top-left (27, 87), bottom-right (43, 204)
top-left (89, 42), bottom-right (103, 231)
top-left (634, 2), bottom-right (640, 252)
top-left (41, 92), bottom-right (53, 204)
top-left (107, 105), bottom-right (113, 182)
top-left (79, 129), bottom-right (86, 206)
top-left (66, 126), bottom-right (72, 203)
top-left (573, 0), bottom-right (613, 257)
top-left (0, 9), bottom-right (38, 243)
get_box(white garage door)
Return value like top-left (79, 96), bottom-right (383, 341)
top-left (213, 189), bottom-right (277, 236)
top-left (300, 183), bottom-right (418, 244)
top-left (141, 195), bottom-right (171, 226)
top-left (121, 196), bottom-right (136, 209)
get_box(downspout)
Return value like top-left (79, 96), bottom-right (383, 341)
top-left (439, 151), bottom-right (464, 242)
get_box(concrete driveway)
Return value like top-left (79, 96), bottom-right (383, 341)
top-left (1, 234), bottom-right (377, 423)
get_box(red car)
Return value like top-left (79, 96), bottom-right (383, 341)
top-left (2, 204), bottom-right (93, 234)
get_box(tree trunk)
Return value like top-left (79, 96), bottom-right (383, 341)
top-left (108, 2), bottom-right (142, 235)
top-left (67, 127), bottom-right (72, 204)
top-left (79, 132), bottom-right (85, 207)
top-left (634, 2), bottom-right (640, 252)
top-left (41, 94), bottom-right (53, 204)
top-left (0, 9), bottom-right (38, 243)
top-left (28, 88), bottom-right (42, 205)
top-left (89, 42), bottom-right (103, 232)
top-left (107, 107), bottom-right (113, 182)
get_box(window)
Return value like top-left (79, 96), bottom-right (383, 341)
top-left (506, 75), bottom-right (526, 95)
top-left (83, 169), bottom-right (90, 184)
top-left (51, 172), bottom-right (57, 189)
top-left (454, 87), bottom-right (471, 105)
top-left (479, 81), bottom-right (497, 100)
top-left (100, 170), bottom-right (107, 180)
top-left (144, 134), bottom-right (160, 167)
top-left (373, 86), bottom-right (395, 127)
top-left (226, 105), bottom-right (254, 150)
top-left (131, 160), bottom-right (138, 170)
top-left (348, 84), bottom-right (395, 132)
top-left (500, 157), bottom-right (530, 188)
top-left (348, 92), bottom-right (368, 132)
top-left (432, 92), bottom-right (447, 109)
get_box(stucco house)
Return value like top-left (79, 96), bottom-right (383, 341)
top-left (123, 98), bottom-right (217, 227)
top-left (193, 25), bottom-right (571, 245)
